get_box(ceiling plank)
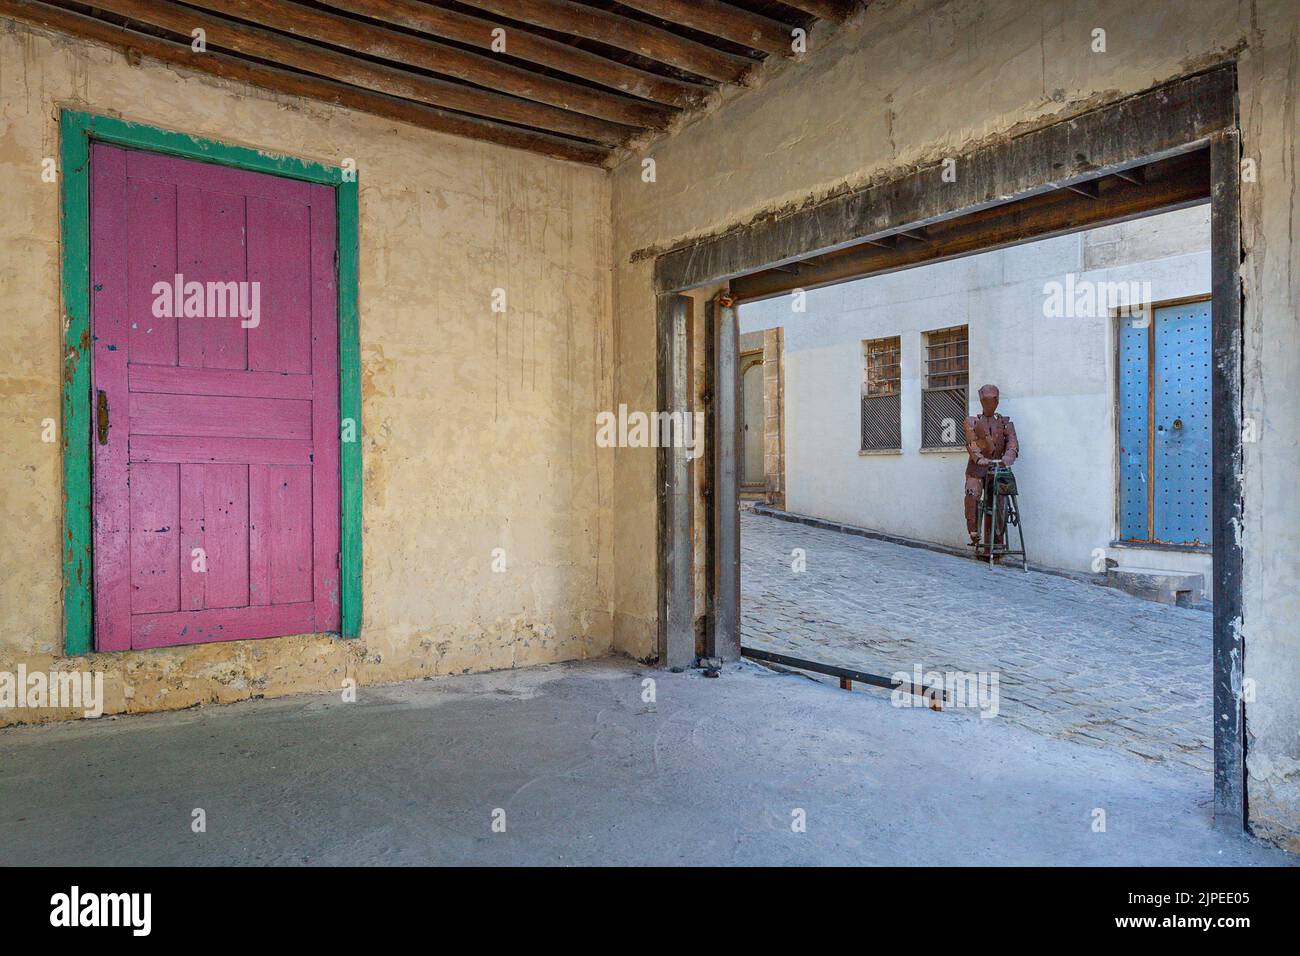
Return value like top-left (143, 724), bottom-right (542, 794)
top-left (780, 1), bottom-right (858, 22)
top-left (615, 0), bottom-right (798, 58)
top-left (180, 0), bottom-right (674, 129)
top-left (460, 0), bottom-right (758, 83)
top-left (0, 0), bottom-right (610, 164)
top-left (65, 0), bottom-right (632, 145)
top-left (319, 0), bottom-right (708, 108)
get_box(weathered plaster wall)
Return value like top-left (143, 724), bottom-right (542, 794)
top-left (610, 0), bottom-right (1299, 847)
top-left (0, 21), bottom-right (614, 723)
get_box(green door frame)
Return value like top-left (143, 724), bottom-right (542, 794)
top-left (58, 110), bottom-right (363, 653)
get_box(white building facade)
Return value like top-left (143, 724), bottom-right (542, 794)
top-left (739, 206), bottom-right (1213, 589)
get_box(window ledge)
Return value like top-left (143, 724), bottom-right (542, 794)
top-left (859, 448), bottom-right (902, 456)
top-left (919, 446), bottom-right (965, 454)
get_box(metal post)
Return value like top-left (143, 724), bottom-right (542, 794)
top-left (1209, 129), bottom-right (1245, 833)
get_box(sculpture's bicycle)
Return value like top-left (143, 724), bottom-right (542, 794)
top-left (973, 459), bottom-right (1027, 570)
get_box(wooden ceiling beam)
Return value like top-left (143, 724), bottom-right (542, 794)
top-left (319, 0), bottom-right (708, 109)
top-left (66, 0), bottom-right (633, 145)
top-left (182, 0), bottom-right (675, 129)
top-left (780, 1), bottom-right (858, 22)
top-left (460, 0), bottom-right (758, 84)
top-left (0, 0), bottom-right (610, 164)
top-left (615, 0), bottom-right (798, 58)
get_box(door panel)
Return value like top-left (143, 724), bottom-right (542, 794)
top-left (126, 179), bottom-right (179, 365)
top-left (128, 394), bottom-right (313, 439)
top-left (177, 186), bottom-right (248, 370)
top-left (1117, 312), bottom-right (1150, 540)
top-left (90, 143), bottom-right (340, 650)
top-left (129, 462), bottom-right (180, 614)
top-left (250, 464), bottom-right (314, 606)
top-left (192, 462), bottom-right (251, 610)
top-left (1153, 302), bottom-right (1212, 545)
top-left (741, 359), bottom-right (764, 487)
top-left (128, 365), bottom-right (313, 400)
top-left (247, 198), bottom-right (313, 374)
top-left (1116, 301), bottom-right (1211, 546)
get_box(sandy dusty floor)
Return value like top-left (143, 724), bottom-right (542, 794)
top-left (0, 658), bottom-right (1288, 865)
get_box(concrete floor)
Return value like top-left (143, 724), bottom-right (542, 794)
top-left (0, 658), bottom-right (1289, 865)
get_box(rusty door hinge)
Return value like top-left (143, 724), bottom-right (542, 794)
top-left (96, 390), bottom-right (109, 445)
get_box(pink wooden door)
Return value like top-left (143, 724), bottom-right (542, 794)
top-left (90, 144), bottom-right (340, 650)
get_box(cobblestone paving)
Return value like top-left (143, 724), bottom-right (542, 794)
top-left (741, 511), bottom-right (1213, 772)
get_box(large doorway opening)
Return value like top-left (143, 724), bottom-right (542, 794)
top-left (736, 205), bottom-right (1215, 775)
top-left (740, 350), bottom-right (766, 494)
top-left (654, 68), bottom-right (1244, 831)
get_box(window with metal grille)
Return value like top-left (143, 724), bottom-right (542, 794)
top-left (922, 325), bottom-right (968, 448)
top-left (861, 337), bottom-right (901, 450)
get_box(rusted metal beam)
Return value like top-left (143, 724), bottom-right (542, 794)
top-left (730, 149), bottom-right (1210, 301)
top-left (1112, 166), bottom-right (1147, 185)
top-left (61, 0), bottom-right (634, 145)
top-left (741, 647), bottom-right (945, 707)
top-left (616, 0), bottom-right (799, 57)
top-left (319, 0), bottom-right (708, 108)
top-left (183, 0), bottom-right (675, 129)
top-left (460, 0), bottom-right (758, 84)
top-left (0, 0), bottom-right (610, 164)
top-left (1064, 178), bottom-right (1102, 199)
top-left (654, 67), bottom-right (1235, 292)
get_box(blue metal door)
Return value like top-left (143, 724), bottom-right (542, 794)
top-left (1117, 301), bottom-right (1212, 545)
top-left (1153, 302), bottom-right (1212, 545)
top-left (1117, 312), bottom-right (1150, 541)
